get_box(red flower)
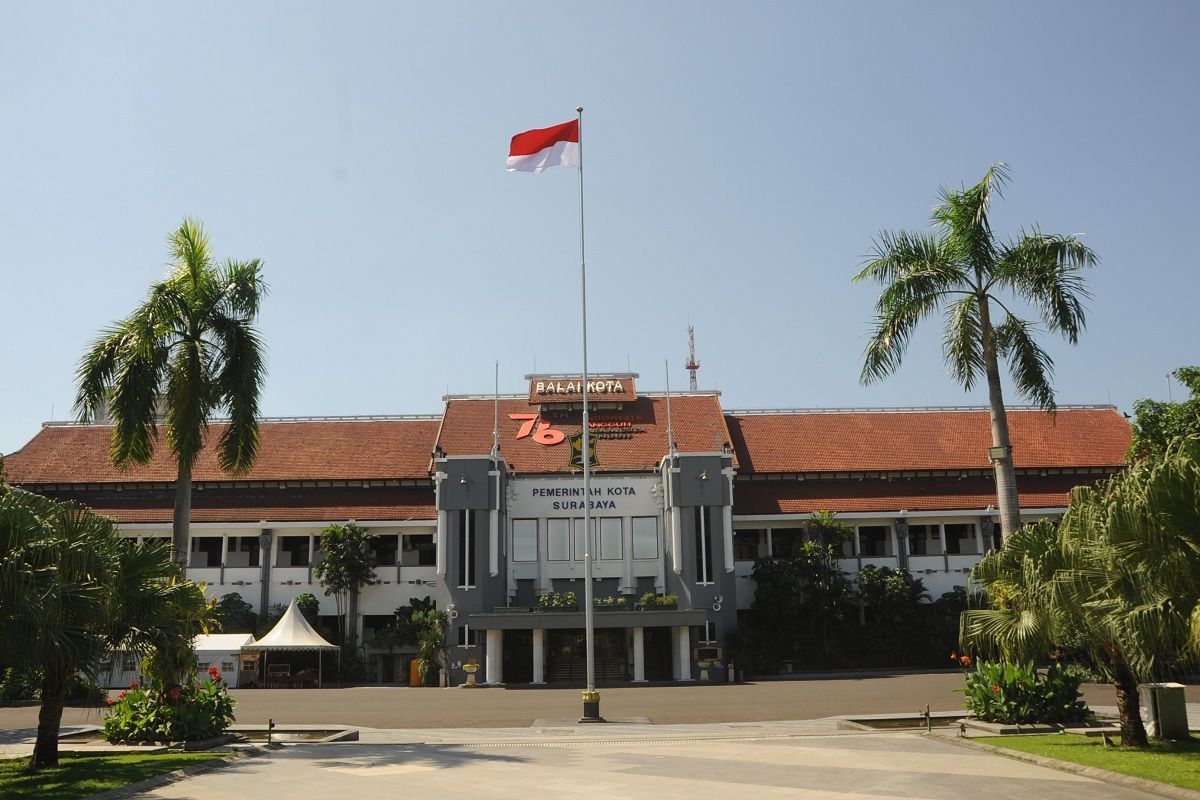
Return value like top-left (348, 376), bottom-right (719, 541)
top-left (992, 685), bottom-right (1001, 693)
top-left (129, 680), bottom-right (139, 689)
top-left (207, 665), bottom-right (222, 680)
top-left (167, 687), bottom-right (181, 701)
top-left (959, 655), bottom-right (972, 667)
top-left (105, 697), bottom-right (113, 706)
top-left (116, 691), bottom-right (128, 701)
top-left (949, 651), bottom-right (957, 662)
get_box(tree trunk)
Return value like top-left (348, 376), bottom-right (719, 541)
top-left (172, 460), bottom-right (193, 569)
top-left (30, 665), bottom-right (68, 770)
top-left (977, 293), bottom-right (1022, 538)
top-left (1110, 650), bottom-right (1149, 748)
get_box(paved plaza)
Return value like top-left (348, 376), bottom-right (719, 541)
top-left (3, 675), bottom-right (1198, 799)
top-left (140, 731), bottom-right (1171, 800)
top-left (8, 671), bottom-right (1196, 731)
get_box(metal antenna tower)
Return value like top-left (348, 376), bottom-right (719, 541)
top-left (684, 325), bottom-right (700, 391)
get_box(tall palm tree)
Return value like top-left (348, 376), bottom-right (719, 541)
top-left (854, 163), bottom-right (1097, 536)
top-left (0, 480), bottom-right (210, 769)
top-left (75, 219), bottom-right (267, 566)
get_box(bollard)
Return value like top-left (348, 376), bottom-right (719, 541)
top-left (268, 717), bottom-right (275, 746)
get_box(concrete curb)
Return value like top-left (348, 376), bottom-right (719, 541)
top-left (943, 734), bottom-right (1200, 800)
top-left (79, 746), bottom-right (269, 800)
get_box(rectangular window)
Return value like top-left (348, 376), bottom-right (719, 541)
top-left (547, 519), bottom-right (571, 561)
top-left (734, 530), bottom-right (762, 561)
top-left (573, 518), bottom-right (596, 561)
top-left (857, 526), bottom-right (891, 557)
top-left (192, 537), bottom-right (223, 567)
top-left (908, 524), bottom-right (942, 555)
top-left (770, 527), bottom-right (804, 559)
top-left (456, 624), bottom-right (474, 647)
top-left (599, 518), bottom-right (622, 560)
top-left (404, 534), bottom-right (436, 566)
top-left (278, 536), bottom-right (310, 567)
top-left (694, 507), bottom-right (714, 584)
top-left (457, 511), bottom-right (475, 588)
top-left (372, 534), bottom-right (398, 567)
top-left (632, 517), bottom-right (658, 560)
top-left (945, 523), bottom-right (978, 555)
top-left (512, 519), bottom-right (538, 562)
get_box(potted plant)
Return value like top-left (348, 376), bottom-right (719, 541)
top-left (462, 659), bottom-right (480, 686)
top-left (638, 592), bottom-right (678, 610)
top-left (537, 591), bottom-right (578, 612)
top-left (594, 595), bottom-right (628, 611)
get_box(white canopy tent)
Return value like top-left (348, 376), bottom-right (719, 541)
top-left (195, 633), bottom-right (256, 688)
top-left (242, 598), bottom-right (339, 687)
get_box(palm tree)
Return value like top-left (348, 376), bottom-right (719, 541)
top-left (0, 480), bottom-right (210, 769)
top-left (962, 440), bottom-right (1200, 747)
top-left (75, 219), bottom-right (267, 566)
top-left (854, 163), bottom-right (1097, 536)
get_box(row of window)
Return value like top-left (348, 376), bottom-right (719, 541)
top-left (187, 534), bottom-right (437, 568)
top-left (511, 517), bottom-right (660, 563)
top-left (732, 522), bottom-right (986, 560)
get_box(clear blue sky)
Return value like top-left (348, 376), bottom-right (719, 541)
top-left (3, 1), bottom-right (1198, 456)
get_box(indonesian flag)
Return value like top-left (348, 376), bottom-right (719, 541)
top-left (506, 119), bottom-right (580, 173)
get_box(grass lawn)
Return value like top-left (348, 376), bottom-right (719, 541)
top-left (0, 752), bottom-right (227, 800)
top-left (977, 733), bottom-right (1200, 792)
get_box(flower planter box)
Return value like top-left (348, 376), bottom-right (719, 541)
top-left (539, 606), bottom-right (580, 613)
top-left (638, 603), bottom-right (678, 611)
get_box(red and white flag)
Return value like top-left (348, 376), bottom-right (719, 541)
top-left (506, 119), bottom-right (580, 173)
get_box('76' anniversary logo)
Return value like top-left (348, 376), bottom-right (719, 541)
top-left (508, 413), bottom-right (565, 446)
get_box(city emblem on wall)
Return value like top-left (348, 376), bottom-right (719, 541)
top-left (567, 430), bottom-right (599, 470)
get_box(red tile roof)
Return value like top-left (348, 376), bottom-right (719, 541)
top-left (5, 418), bottom-right (440, 485)
top-left (725, 407), bottom-right (1130, 474)
top-left (435, 394), bottom-right (735, 474)
top-left (732, 474), bottom-right (1103, 515)
top-left (34, 486), bottom-right (436, 524)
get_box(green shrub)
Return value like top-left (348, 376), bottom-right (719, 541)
top-left (594, 595), bottom-right (627, 609)
top-left (103, 666), bottom-right (236, 743)
top-left (0, 666), bottom-right (41, 705)
top-left (638, 593), bottom-right (678, 608)
top-left (537, 591), bottom-right (578, 610)
top-left (962, 660), bottom-right (1090, 724)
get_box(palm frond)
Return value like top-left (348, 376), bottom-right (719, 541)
top-left (856, 231), bottom-right (962, 384)
top-left (219, 258), bottom-right (268, 318)
top-left (164, 338), bottom-right (213, 468)
top-left (994, 230), bottom-right (1096, 343)
top-left (211, 316), bottom-right (265, 474)
top-left (932, 162), bottom-right (1010, 274)
top-left (169, 219), bottom-right (213, 289)
top-left (994, 314), bottom-right (1056, 411)
top-left (942, 294), bottom-right (984, 391)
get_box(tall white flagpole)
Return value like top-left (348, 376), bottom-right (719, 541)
top-left (576, 106), bottom-right (603, 723)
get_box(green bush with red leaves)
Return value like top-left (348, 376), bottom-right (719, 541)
top-left (103, 666), bottom-right (236, 743)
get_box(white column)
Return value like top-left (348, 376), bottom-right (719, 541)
top-left (489, 508), bottom-right (499, 577)
top-left (975, 522), bottom-right (986, 555)
top-left (722, 505), bottom-right (734, 573)
top-left (632, 627), bottom-right (646, 682)
top-left (670, 507), bottom-right (683, 574)
top-left (532, 628), bottom-right (546, 684)
top-left (485, 629), bottom-right (503, 685)
top-left (675, 625), bottom-right (692, 681)
top-left (436, 510), bottom-right (448, 577)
